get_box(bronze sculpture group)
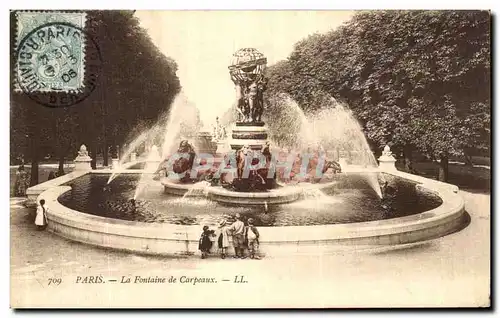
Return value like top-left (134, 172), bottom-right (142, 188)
top-left (232, 74), bottom-right (267, 123)
top-left (156, 139), bottom-right (342, 192)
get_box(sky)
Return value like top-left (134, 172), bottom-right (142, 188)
top-left (136, 11), bottom-right (354, 126)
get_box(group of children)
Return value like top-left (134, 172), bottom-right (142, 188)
top-left (198, 213), bottom-right (260, 260)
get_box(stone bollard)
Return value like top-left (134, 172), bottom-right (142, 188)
top-left (131, 152), bottom-right (137, 162)
top-left (73, 144), bottom-right (92, 171)
top-left (378, 145), bottom-right (397, 171)
top-left (111, 158), bottom-right (120, 170)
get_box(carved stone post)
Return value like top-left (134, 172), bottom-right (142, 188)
top-left (73, 145), bottom-right (92, 171)
top-left (111, 158), bottom-right (120, 170)
top-left (378, 145), bottom-right (397, 171)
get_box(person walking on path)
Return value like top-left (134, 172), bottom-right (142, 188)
top-left (35, 199), bottom-right (48, 230)
top-left (228, 213), bottom-right (246, 259)
top-left (14, 165), bottom-right (29, 197)
top-left (47, 171), bottom-right (56, 181)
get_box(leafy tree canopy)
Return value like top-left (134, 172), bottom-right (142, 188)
top-left (11, 10), bottom-right (181, 183)
top-left (265, 10), bottom-right (490, 170)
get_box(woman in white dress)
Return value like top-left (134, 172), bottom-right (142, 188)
top-left (35, 199), bottom-right (48, 230)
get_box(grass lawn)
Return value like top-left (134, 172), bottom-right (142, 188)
top-left (396, 160), bottom-right (490, 193)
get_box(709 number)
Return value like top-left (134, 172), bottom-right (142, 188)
top-left (48, 278), bottom-right (62, 286)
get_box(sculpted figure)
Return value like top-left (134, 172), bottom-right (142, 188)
top-left (78, 144), bottom-right (89, 157)
top-left (324, 160), bottom-right (342, 174)
top-left (254, 80), bottom-right (266, 122)
top-left (247, 81), bottom-right (259, 122)
top-left (171, 140), bottom-right (197, 182)
top-left (233, 144), bottom-right (275, 191)
top-left (258, 141), bottom-right (276, 189)
top-left (232, 75), bottom-right (249, 122)
top-left (229, 48), bottom-right (267, 123)
top-left (153, 158), bottom-right (169, 177)
top-left (235, 145), bottom-right (251, 180)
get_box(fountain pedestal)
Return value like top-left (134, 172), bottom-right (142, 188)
top-left (230, 122), bottom-right (269, 151)
top-left (216, 140), bottom-right (230, 155)
top-left (73, 145), bottom-right (92, 171)
top-left (378, 145), bottom-right (397, 171)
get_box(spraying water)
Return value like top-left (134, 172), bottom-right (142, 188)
top-left (182, 181), bottom-right (211, 199)
top-left (266, 93), bottom-right (382, 198)
top-left (160, 92), bottom-right (202, 160)
top-left (265, 94), bottom-right (311, 149)
top-left (291, 188), bottom-right (343, 208)
top-left (107, 127), bottom-right (161, 184)
top-left (315, 100), bottom-right (382, 198)
top-left (133, 146), bottom-right (163, 200)
top-left (130, 92), bottom-right (204, 200)
top-left (106, 91), bottom-right (201, 186)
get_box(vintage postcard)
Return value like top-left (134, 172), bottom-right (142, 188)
top-left (10, 10), bottom-right (491, 308)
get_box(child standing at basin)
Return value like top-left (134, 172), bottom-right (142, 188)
top-left (35, 199), bottom-right (48, 230)
top-left (229, 213), bottom-right (246, 259)
top-left (198, 225), bottom-right (215, 259)
top-left (246, 218), bottom-right (260, 259)
top-left (217, 220), bottom-right (230, 259)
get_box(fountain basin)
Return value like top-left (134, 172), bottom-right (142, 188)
top-left (206, 185), bottom-right (302, 206)
top-left (161, 177), bottom-right (304, 205)
top-left (161, 178), bottom-right (202, 196)
top-left (32, 169), bottom-right (466, 257)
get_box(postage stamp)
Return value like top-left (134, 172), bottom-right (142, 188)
top-left (15, 11), bottom-right (87, 93)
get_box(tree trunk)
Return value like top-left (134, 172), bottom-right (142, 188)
top-left (58, 154), bottom-right (65, 176)
top-left (403, 145), bottom-right (414, 173)
top-left (90, 142), bottom-right (97, 170)
top-left (28, 128), bottom-right (39, 186)
top-left (438, 152), bottom-right (449, 182)
top-left (29, 139), bottom-right (39, 186)
top-left (109, 138), bottom-right (117, 159)
top-left (463, 148), bottom-right (473, 166)
top-left (30, 158), bottom-right (39, 186)
top-left (103, 142), bottom-right (109, 167)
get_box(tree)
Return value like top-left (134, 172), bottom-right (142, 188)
top-left (11, 10), bottom-right (181, 185)
top-left (265, 10), bottom-right (490, 182)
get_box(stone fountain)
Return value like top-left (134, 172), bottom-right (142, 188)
top-left (160, 48), bottom-right (343, 204)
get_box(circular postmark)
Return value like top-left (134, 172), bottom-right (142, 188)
top-left (15, 21), bottom-right (102, 108)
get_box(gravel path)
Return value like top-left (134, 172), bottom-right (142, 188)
top-left (10, 190), bottom-right (490, 308)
